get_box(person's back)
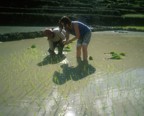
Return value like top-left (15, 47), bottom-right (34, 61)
top-left (44, 27), bottom-right (66, 55)
top-left (52, 27), bottom-right (66, 42)
top-left (70, 21), bottom-right (91, 37)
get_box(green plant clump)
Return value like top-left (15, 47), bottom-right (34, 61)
top-left (120, 53), bottom-right (126, 56)
top-left (111, 52), bottom-right (121, 59)
top-left (110, 52), bottom-right (126, 60)
top-left (63, 45), bottom-right (71, 52)
top-left (89, 56), bottom-right (93, 60)
top-left (31, 44), bottom-right (36, 48)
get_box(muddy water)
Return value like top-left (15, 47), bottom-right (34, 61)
top-left (0, 31), bottom-right (144, 116)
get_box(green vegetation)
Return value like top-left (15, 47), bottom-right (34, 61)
top-left (0, 0), bottom-right (144, 41)
top-left (120, 52), bottom-right (126, 56)
top-left (89, 56), bottom-right (93, 60)
top-left (118, 26), bottom-right (144, 31)
top-left (0, 0), bottom-right (144, 26)
top-left (122, 14), bottom-right (144, 18)
top-left (0, 31), bottom-right (43, 42)
top-left (63, 44), bottom-right (71, 52)
top-left (110, 52), bottom-right (126, 60)
top-left (31, 44), bottom-right (36, 48)
top-left (110, 52), bottom-right (122, 60)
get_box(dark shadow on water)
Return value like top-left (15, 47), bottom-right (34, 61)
top-left (37, 54), bottom-right (66, 66)
top-left (53, 63), bottom-right (96, 85)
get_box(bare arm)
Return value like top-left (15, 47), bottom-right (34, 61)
top-left (67, 36), bottom-right (77, 44)
top-left (65, 31), bottom-right (70, 41)
top-left (63, 31), bottom-right (70, 44)
top-left (64, 23), bottom-right (80, 45)
top-left (74, 23), bottom-right (80, 39)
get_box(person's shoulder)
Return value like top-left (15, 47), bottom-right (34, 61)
top-left (53, 27), bottom-right (62, 34)
top-left (53, 27), bottom-right (60, 32)
top-left (72, 21), bottom-right (79, 23)
top-left (72, 21), bottom-right (85, 25)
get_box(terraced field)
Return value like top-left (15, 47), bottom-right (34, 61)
top-left (0, 0), bottom-right (144, 26)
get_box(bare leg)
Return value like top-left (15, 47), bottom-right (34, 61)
top-left (76, 46), bottom-right (82, 64)
top-left (82, 45), bottom-right (89, 71)
top-left (76, 45), bottom-right (82, 58)
top-left (82, 45), bottom-right (88, 61)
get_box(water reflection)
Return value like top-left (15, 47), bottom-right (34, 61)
top-left (53, 63), bottom-right (96, 85)
top-left (65, 110), bottom-right (76, 116)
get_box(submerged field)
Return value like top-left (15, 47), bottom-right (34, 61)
top-left (0, 31), bottom-right (144, 116)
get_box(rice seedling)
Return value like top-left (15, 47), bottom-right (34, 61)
top-left (108, 51), bottom-right (126, 60)
top-left (89, 56), bottom-right (93, 60)
top-left (31, 44), bottom-right (36, 48)
top-left (110, 52), bottom-right (122, 60)
top-left (63, 44), bottom-right (72, 52)
top-left (120, 53), bottom-right (126, 56)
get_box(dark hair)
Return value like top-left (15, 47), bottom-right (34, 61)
top-left (59, 16), bottom-right (71, 30)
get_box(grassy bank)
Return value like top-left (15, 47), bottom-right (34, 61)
top-left (115, 26), bottom-right (144, 31)
top-left (122, 14), bottom-right (144, 18)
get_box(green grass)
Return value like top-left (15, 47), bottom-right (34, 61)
top-left (122, 26), bottom-right (144, 31)
top-left (122, 14), bottom-right (144, 18)
top-left (114, 26), bottom-right (144, 31)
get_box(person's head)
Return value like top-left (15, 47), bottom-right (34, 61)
top-left (59, 16), bottom-right (71, 31)
top-left (43, 28), bottom-right (54, 38)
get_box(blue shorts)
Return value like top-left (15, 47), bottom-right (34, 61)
top-left (77, 31), bottom-right (91, 47)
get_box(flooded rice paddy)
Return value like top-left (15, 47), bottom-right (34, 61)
top-left (0, 31), bottom-right (144, 116)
